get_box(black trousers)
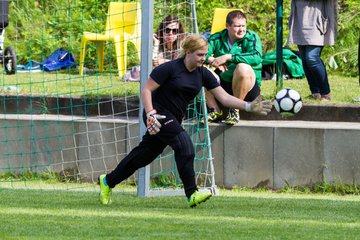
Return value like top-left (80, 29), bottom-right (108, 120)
top-left (106, 109), bottom-right (197, 198)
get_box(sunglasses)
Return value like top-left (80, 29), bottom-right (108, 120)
top-left (165, 27), bottom-right (179, 34)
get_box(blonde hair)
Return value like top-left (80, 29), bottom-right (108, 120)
top-left (179, 34), bottom-right (208, 58)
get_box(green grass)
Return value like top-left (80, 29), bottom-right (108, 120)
top-left (0, 71), bottom-right (140, 98)
top-left (1, 71), bottom-right (359, 104)
top-left (1, 188), bottom-right (360, 239)
top-left (261, 74), bottom-right (360, 104)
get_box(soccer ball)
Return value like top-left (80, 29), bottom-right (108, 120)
top-left (274, 88), bottom-right (302, 116)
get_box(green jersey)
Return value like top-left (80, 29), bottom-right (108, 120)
top-left (206, 29), bottom-right (263, 86)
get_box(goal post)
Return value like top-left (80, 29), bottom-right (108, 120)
top-left (137, 0), bottom-right (154, 198)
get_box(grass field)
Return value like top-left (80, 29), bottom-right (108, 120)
top-left (1, 188), bottom-right (360, 239)
top-left (1, 70), bottom-right (359, 239)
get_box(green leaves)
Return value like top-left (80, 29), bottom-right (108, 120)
top-left (4, 0), bottom-right (360, 76)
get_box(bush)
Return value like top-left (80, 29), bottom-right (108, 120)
top-left (5, 0), bottom-right (360, 76)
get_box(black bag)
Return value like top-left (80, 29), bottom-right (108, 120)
top-left (0, 0), bottom-right (9, 30)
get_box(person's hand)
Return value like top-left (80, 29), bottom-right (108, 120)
top-left (153, 34), bottom-right (160, 47)
top-left (152, 34), bottom-right (160, 64)
top-left (245, 95), bottom-right (273, 115)
top-left (146, 109), bottom-right (166, 135)
top-left (214, 54), bottom-right (231, 66)
top-left (210, 55), bottom-right (231, 72)
top-left (210, 60), bottom-right (227, 72)
top-left (217, 65), bottom-right (228, 72)
top-left (152, 59), bottom-right (159, 67)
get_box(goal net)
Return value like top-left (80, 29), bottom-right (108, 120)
top-left (0, 0), bottom-right (216, 195)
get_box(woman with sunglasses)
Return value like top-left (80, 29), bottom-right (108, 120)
top-left (123, 16), bottom-right (185, 81)
top-left (153, 15), bottom-right (185, 67)
top-left (99, 35), bottom-right (272, 208)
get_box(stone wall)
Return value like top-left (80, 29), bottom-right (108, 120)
top-left (1, 114), bottom-right (359, 189)
top-left (209, 121), bottom-right (360, 188)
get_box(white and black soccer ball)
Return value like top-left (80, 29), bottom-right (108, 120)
top-left (274, 88), bottom-right (302, 115)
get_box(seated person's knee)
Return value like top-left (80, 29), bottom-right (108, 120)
top-left (234, 63), bottom-right (253, 79)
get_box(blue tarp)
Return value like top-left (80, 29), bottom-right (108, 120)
top-left (16, 48), bottom-right (75, 73)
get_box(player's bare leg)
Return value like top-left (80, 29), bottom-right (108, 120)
top-left (232, 63), bottom-right (256, 101)
top-left (225, 63), bottom-right (256, 125)
top-left (202, 67), bottom-right (223, 123)
top-left (203, 90), bottom-right (223, 123)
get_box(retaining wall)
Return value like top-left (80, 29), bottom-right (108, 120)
top-left (1, 114), bottom-right (359, 189)
top-left (210, 120), bottom-right (360, 189)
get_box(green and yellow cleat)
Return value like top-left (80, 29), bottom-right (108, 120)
top-left (99, 174), bottom-right (112, 205)
top-left (224, 108), bottom-right (240, 125)
top-left (188, 190), bottom-right (212, 208)
top-left (207, 109), bottom-right (223, 123)
top-left (200, 108), bottom-right (223, 124)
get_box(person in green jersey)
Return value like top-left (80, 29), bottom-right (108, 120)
top-left (205, 10), bottom-right (263, 125)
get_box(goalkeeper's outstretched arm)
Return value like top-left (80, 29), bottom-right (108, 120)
top-left (209, 86), bottom-right (272, 115)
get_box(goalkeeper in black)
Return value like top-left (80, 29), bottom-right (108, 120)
top-left (99, 34), bottom-right (272, 207)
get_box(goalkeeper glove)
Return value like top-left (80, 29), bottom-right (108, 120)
top-left (245, 95), bottom-right (273, 116)
top-left (146, 109), bottom-right (166, 135)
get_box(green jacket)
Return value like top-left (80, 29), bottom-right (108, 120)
top-left (206, 29), bottom-right (263, 86)
top-left (262, 48), bottom-right (305, 78)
